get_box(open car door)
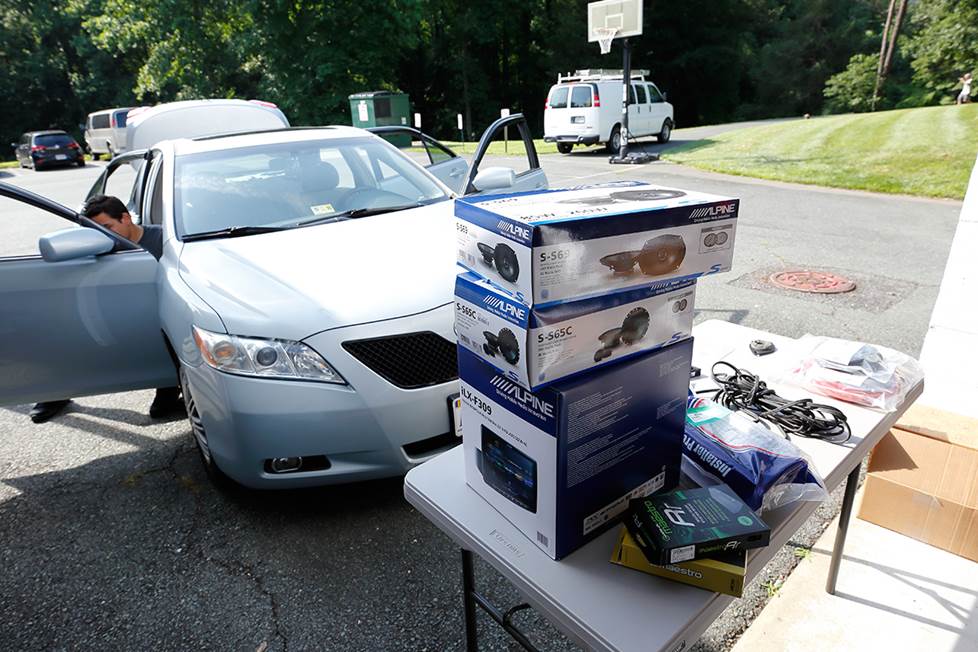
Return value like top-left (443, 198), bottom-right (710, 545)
top-left (463, 114), bottom-right (548, 196)
top-left (83, 149), bottom-right (152, 221)
top-left (0, 182), bottom-right (175, 406)
top-left (368, 126), bottom-right (469, 193)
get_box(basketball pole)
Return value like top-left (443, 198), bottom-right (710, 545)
top-left (619, 37), bottom-right (631, 160)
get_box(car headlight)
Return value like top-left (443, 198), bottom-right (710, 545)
top-left (192, 326), bottom-right (345, 384)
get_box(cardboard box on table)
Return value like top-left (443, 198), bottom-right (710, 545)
top-left (459, 339), bottom-right (693, 560)
top-left (858, 404), bottom-right (978, 563)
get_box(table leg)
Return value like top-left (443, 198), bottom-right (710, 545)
top-left (825, 463), bottom-right (861, 595)
top-left (461, 549), bottom-right (479, 651)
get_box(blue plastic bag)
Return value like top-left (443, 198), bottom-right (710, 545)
top-left (683, 394), bottom-right (827, 513)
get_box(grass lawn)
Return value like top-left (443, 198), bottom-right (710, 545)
top-left (663, 104), bottom-right (978, 199)
top-left (0, 160), bottom-right (18, 169)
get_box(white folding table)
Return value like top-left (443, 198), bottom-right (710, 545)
top-left (404, 320), bottom-right (922, 652)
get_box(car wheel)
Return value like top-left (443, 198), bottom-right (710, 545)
top-left (557, 142), bottom-right (573, 154)
top-left (76, 158), bottom-right (86, 167)
top-left (607, 125), bottom-right (622, 154)
top-left (657, 120), bottom-right (673, 144)
top-left (180, 367), bottom-right (233, 487)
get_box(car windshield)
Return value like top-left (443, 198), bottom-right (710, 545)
top-left (34, 134), bottom-right (74, 147)
top-left (174, 136), bottom-right (449, 238)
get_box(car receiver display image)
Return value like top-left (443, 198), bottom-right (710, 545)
top-left (477, 425), bottom-right (538, 513)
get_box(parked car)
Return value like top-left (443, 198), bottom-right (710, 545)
top-left (84, 107), bottom-right (136, 160)
top-left (543, 69), bottom-right (674, 154)
top-left (0, 113), bottom-right (546, 489)
top-left (11, 131), bottom-right (85, 170)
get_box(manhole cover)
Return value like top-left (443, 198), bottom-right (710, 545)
top-left (768, 270), bottom-right (856, 294)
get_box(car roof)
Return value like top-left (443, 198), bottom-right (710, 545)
top-left (30, 130), bottom-right (70, 136)
top-left (170, 126), bottom-right (373, 156)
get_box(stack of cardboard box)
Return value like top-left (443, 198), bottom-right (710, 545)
top-left (453, 182), bottom-right (739, 560)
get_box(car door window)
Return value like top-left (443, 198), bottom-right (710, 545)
top-left (0, 193), bottom-right (81, 258)
top-left (424, 136), bottom-right (455, 165)
top-left (92, 113), bottom-right (110, 129)
top-left (635, 84), bottom-right (648, 105)
top-left (548, 86), bottom-right (569, 109)
top-left (628, 84), bottom-right (638, 105)
top-left (648, 84), bottom-right (663, 103)
top-left (570, 86), bottom-right (592, 108)
top-left (142, 154), bottom-right (165, 226)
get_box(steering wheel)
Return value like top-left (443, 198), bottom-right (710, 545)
top-left (339, 188), bottom-right (410, 211)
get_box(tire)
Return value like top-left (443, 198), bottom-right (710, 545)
top-left (557, 142), bottom-right (573, 154)
top-left (180, 366), bottom-right (233, 487)
top-left (606, 125), bottom-right (622, 153)
top-left (76, 158), bottom-right (86, 167)
top-left (106, 144), bottom-right (114, 161)
top-left (657, 120), bottom-right (673, 144)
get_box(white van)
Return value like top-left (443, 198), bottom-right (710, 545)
top-left (85, 107), bottom-right (138, 159)
top-left (543, 70), bottom-right (674, 154)
top-left (125, 99), bottom-right (290, 152)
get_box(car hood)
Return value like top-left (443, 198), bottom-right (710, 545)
top-left (178, 201), bottom-right (457, 341)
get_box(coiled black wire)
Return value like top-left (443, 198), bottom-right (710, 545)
top-left (709, 361), bottom-right (851, 443)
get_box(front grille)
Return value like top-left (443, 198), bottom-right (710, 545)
top-left (343, 331), bottom-right (458, 389)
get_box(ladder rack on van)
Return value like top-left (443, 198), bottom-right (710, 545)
top-left (557, 69), bottom-right (649, 83)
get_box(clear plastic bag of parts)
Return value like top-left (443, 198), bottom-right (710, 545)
top-left (682, 395), bottom-right (828, 513)
top-left (784, 335), bottom-right (924, 411)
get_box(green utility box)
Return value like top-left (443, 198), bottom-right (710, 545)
top-left (349, 91), bottom-right (411, 147)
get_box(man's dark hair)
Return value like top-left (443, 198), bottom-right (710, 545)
top-left (83, 195), bottom-right (128, 221)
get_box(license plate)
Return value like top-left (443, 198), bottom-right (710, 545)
top-left (571, 116), bottom-right (584, 124)
top-left (55, 154), bottom-right (67, 160)
top-left (448, 393), bottom-right (462, 438)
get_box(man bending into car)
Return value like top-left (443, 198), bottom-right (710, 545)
top-left (28, 196), bottom-right (184, 423)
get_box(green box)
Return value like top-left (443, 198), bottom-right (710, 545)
top-left (624, 485), bottom-right (770, 566)
top-left (348, 91), bottom-right (411, 147)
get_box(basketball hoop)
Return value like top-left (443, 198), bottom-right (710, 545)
top-left (595, 26), bottom-right (618, 54)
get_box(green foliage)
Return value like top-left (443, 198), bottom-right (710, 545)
top-left (824, 53), bottom-right (879, 113)
top-left (0, 0), bottom-right (969, 161)
top-left (905, 0), bottom-right (978, 103)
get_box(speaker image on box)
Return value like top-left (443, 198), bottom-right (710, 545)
top-left (593, 307), bottom-right (651, 362)
top-left (476, 241), bottom-right (520, 283)
top-left (477, 425), bottom-right (538, 513)
top-left (600, 235), bottom-right (687, 278)
top-left (482, 328), bottom-right (521, 365)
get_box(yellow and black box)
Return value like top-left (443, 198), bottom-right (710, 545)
top-left (610, 528), bottom-right (747, 597)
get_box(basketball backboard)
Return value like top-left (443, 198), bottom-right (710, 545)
top-left (587, 0), bottom-right (643, 42)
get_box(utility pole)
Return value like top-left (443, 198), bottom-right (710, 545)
top-left (873, 0), bottom-right (908, 111)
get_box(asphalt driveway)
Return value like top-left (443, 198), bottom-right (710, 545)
top-left (0, 149), bottom-right (963, 651)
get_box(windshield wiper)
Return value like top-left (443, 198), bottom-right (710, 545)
top-left (293, 203), bottom-right (426, 228)
top-left (182, 225), bottom-right (287, 242)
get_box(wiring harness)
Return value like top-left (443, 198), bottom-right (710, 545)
top-left (708, 361), bottom-right (851, 444)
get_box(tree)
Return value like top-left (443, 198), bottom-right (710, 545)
top-left (905, 0), bottom-right (978, 104)
top-left (824, 53), bottom-right (879, 112)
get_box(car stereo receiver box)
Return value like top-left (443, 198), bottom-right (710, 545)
top-left (624, 485), bottom-right (770, 566)
top-left (459, 338), bottom-right (693, 560)
top-left (455, 181), bottom-right (738, 307)
top-left (610, 527), bottom-right (747, 597)
top-left (455, 270), bottom-right (695, 390)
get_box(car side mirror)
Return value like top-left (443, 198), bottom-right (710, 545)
top-left (662, 92), bottom-right (668, 102)
top-left (472, 167), bottom-right (516, 192)
top-left (39, 227), bottom-right (115, 262)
